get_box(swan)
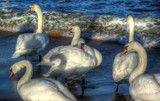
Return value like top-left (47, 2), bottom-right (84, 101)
top-left (69, 26), bottom-right (102, 67)
top-left (12, 4), bottom-right (49, 60)
top-left (38, 26), bottom-right (102, 96)
top-left (112, 15), bottom-right (138, 92)
top-left (9, 60), bottom-right (77, 101)
top-left (38, 39), bottom-right (102, 97)
top-left (121, 41), bottom-right (160, 101)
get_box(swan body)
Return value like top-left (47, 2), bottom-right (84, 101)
top-left (112, 15), bottom-right (138, 83)
top-left (12, 4), bottom-right (49, 58)
top-left (113, 52), bottom-right (138, 82)
top-left (130, 74), bottom-right (160, 101)
top-left (121, 41), bottom-right (160, 101)
top-left (39, 46), bottom-right (97, 79)
top-left (9, 60), bottom-right (77, 101)
top-left (39, 26), bottom-right (102, 79)
top-left (69, 26), bottom-right (102, 67)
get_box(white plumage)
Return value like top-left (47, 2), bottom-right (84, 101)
top-left (39, 46), bottom-right (97, 79)
top-left (121, 41), bottom-right (160, 101)
top-left (112, 52), bottom-right (138, 82)
top-left (12, 4), bottom-right (49, 58)
top-left (12, 33), bottom-right (49, 58)
top-left (38, 26), bottom-right (102, 78)
top-left (112, 15), bottom-right (138, 84)
top-left (9, 60), bottom-right (77, 101)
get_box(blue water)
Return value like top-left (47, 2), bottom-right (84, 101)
top-left (0, 0), bottom-right (160, 16)
top-left (0, 0), bottom-right (159, 48)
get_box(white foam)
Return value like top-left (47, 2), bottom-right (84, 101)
top-left (0, 9), bottom-right (159, 48)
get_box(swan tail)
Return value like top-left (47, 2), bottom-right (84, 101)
top-left (43, 72), bottom-right (52, 77)
top-left (12, 51), bottom-right (24, 58)
top-left (12, 49), bottom-right (33, 58)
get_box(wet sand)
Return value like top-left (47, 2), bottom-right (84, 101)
top-left (0, 31), bottom-right (160, 101)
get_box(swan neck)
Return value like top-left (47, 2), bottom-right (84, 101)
top-left (71, 29), bottom-right (80, 46)
top-left (129, 21), bottom-right (134, 42)
top-left (17, 61), bottom-right (33, 90)
top-left (129, 44), bottom-right (147, 83)
top-left (35, 7), bottom-right (43, 33)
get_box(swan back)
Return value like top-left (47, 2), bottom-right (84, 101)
top-left (112, 52), bottom-right (138, 82)
top-left (130, 74), bottom-right (160, 101)
top-left (42, 46), bottom-right (97, 78)
top-left (12, 33), bottom-right (49, 58)
top-left (19, 78), bottom-right (77, 101)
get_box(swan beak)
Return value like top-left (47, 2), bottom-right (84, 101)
top-left (26, 8), bottom-right (31, 13)
top-left (81, 44), bottom-right (85, 51)
top-left (120, 49), bottom-right (127, 56)
top-left (69, 29), bottom-right (72, 34)
top-left (9, 71), bottom-right (14, 80)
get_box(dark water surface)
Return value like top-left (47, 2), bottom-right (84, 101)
top-left (0, 0), bottom-right (160, 16)
top-left (0, 32), bottom-right (160, 101)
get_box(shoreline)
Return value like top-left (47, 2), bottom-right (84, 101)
top-left (0, 30), bottom-right (159, 49)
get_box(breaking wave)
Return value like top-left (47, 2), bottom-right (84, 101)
top-left (0, 8), bottom-right (160, 48)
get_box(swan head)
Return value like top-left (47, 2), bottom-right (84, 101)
top-left (26, 4), bottom-right (40, 13)
top-left (9, 60), bottom-right (31, 80)
top-left (69, 26), bottom-right (80, 34)
top-left (120, 41), bottom-right (141, 56)
top-left (9, 62), bottom-right (21, 80)
top-left (126, 15), bottom-right (134, 25)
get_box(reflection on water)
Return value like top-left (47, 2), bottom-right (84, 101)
top-left (112, 93), bottom-right (134, 101)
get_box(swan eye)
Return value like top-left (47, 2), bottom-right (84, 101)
top-left (81, 43), bottom-right (84, 46)
top-left (69, 28), bottom-right (72, 34)
top-left (124, 46), bottom-right (129, 50)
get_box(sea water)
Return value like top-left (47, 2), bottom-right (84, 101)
top-left (0, 0), bottom-right (159, 48)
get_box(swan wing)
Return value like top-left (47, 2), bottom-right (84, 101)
top-left (112, 52), bottom-right (138, 82)
top-left (130, 74), bottom-right (160, 101)
top-left (12, 33), bottom-right (48, 58)
top-left (19, 78), bottom-right (76, 101)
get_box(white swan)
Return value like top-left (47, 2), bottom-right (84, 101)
top-left (69, 26), bottom-right (102, 67)
top-left (38, 26), bottom-right (102, 96)
top-left (121, 41), bottom-right (160, 101)
top-left (112, 15), bottom-right (138, 92)
top-left (38, 40), bottom-right (102, 97)
top-left (9, 60), bottom-right (77, 101)
top-left (12, 4), bottom-right (49, 60)
top-left (39, 46), bottom-right (100, 78)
